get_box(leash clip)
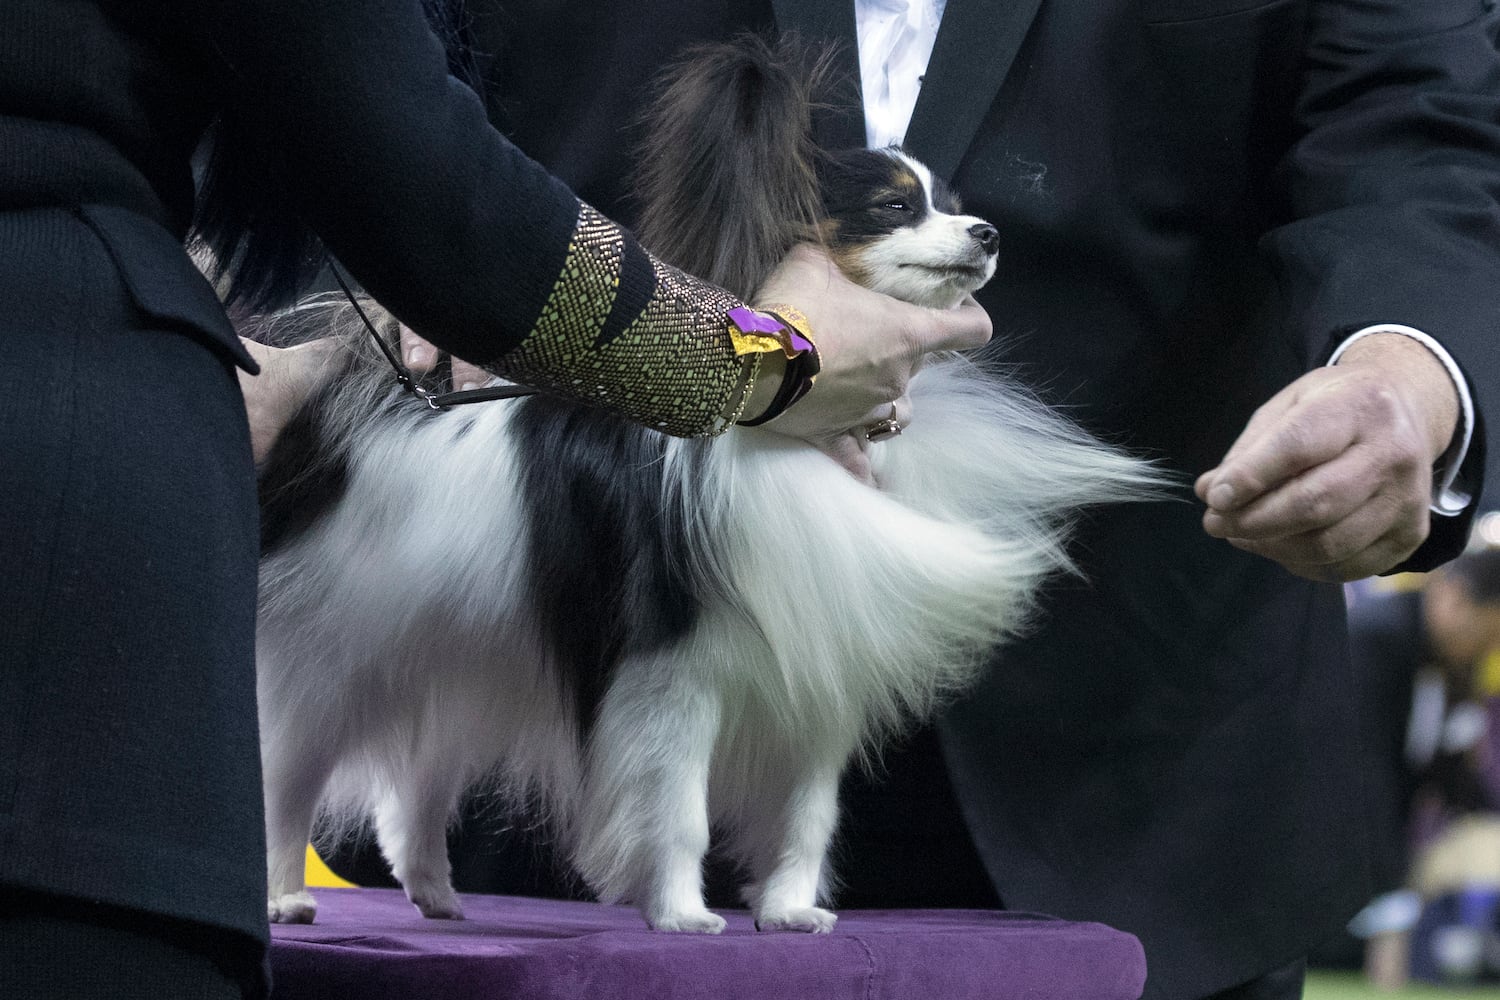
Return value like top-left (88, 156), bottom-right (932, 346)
top-left (411, 384), bottom-right (446, 410)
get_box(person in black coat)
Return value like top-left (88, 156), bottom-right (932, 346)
top-left (310, 3), bottom-right (1495, 998)
top-left (0, 2), bottom-right (992, 998)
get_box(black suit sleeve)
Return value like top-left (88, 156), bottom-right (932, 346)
top-left (192, 0), bottom-right (751, 436)
top-left (1264, 1), bottom-right (1499, 565)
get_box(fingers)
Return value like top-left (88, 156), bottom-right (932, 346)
top-left (1198, 364), bottom-right (1440, 580)
top-left (1195, 371), bottom-right (1353, 512)
top-left (816, 432), bottom-right (875, 485)
top-left (397, 325), bottom-right (490, 388)
top-left (908, 294), bottom-right (993, 354)
top-left (752, 245), bottom-right (991, 448)
top-left (1199, 393), bottom-right (1300, 505)
top-left (450, 359), bottom-right (492, 391)
top-left (1203, 442), bottom-right (1431, 580)
top-left (399, 325), bottom-right (439, 371)
top-left (1220, 489), bottom-right (1430, 582)
top-left (1202, 446), bottom-right (1381, 541)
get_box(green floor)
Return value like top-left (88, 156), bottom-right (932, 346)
top-left (1305, 971), bottom-right (1500, 999)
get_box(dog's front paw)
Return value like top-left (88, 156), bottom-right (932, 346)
top-left (269, 890), bottom-right (318, 924)
top-left (649, 908), bottom-right (727, 934)
top-left (755, 906), bottom-right (837, 933)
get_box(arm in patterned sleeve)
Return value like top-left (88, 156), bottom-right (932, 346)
top-left (487, 204), bottom-right (753, 437)
top-left (196, 0), bottom-right (756, 436)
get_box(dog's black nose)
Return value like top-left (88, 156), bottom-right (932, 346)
top-left (969, 223), bottom-right (1000, 255)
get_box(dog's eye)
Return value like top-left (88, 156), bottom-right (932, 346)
top-left (882, 199), bottom-right (912, 213)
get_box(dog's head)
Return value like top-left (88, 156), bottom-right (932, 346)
top-left (817, 148), bottom-right (999, 310)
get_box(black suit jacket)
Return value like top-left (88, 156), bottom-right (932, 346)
top-left (472, 2), bottom-right (1499, 997)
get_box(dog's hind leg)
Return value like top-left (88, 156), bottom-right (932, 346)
top-left (735, 754), bottom-right (843, 933)
top-left (574, 655), bottom-right (726, 933)
top-left (373, 750), bottom-right (472, 920)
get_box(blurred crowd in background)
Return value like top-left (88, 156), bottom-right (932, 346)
top-left (1321, 516), bottom-right (1500, 989)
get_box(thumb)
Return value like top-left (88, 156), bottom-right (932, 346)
top-left (907, 295), bottom-right (992, 354)
top-left (814, 432), bottom-right (874, 484)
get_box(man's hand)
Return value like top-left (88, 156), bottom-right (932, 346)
top-left (1195, 333), bottom-right (1461, 581)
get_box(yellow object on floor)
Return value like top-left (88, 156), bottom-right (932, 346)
top-left (305, 844), bottom-right (357, 888)
top-left (1478, 648), bottom-right (1500, 697)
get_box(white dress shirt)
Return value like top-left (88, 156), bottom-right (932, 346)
top-left (856, 0), bottom-right (947, 149)
top-left (853, 0), bottom-right (1474, 514)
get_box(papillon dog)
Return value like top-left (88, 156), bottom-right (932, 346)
top-left (255, 36), bottom-right (1165, 934)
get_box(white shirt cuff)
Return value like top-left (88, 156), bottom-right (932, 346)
top-left (1327, 324), bottom-right (1475, 516)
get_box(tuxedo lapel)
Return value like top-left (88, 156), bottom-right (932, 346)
top-left (903, 0), bottom-right (1044, 178)
top-left (769, 0), bottom-right (866, 150)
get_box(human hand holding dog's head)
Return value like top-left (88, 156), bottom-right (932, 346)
top-left (748, 245), bottom-right (991, 480)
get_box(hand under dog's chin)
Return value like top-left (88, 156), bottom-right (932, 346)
top-left (869, 266), bottom-right (993, 310)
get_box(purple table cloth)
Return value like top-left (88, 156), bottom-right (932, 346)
top-left (269, 888), bottom-right (1145, 999)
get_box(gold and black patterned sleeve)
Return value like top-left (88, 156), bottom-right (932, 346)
top-left (485, 203), bottom-right (752, 437)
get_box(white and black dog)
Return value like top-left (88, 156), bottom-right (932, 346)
top-left (255, 37), bottom-right (1166, 934)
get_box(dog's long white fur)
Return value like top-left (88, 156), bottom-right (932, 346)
top-left (256, 46), bottom-right (1168, 928)
top-left (257, 296), bottom-right (1165, 931)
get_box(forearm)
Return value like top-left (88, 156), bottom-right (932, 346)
top-left (1267, 0), bottom-right (1500, 389)
top-left (479, 204), bottom-right (757, 435)
top-left (199, 0), bottom-right (757, 435)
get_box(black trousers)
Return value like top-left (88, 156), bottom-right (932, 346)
top-left (0, 890), bottom-right (264, 1000)
top-left (1204, 959), bottom-right (1307, 1000)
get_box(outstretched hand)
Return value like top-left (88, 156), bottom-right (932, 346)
top-left (1196, 333), bottom-right (1461, 581)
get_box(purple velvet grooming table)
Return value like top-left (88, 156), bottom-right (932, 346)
top-left (269, 888), bottom-right (1145, 999)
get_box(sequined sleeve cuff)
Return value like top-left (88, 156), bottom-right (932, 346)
top-left (485, 202), bottom-right (752, 437)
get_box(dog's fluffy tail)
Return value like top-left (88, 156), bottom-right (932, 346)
top-left (633, 34), bottom-right (844, 299)
top-left (669, 432), bottom-right (1054, 748)
top-left (872, 354), bottom-right (1180, 567)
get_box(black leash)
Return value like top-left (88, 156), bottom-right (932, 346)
top-left (329, 263), bottom-right (537, 410)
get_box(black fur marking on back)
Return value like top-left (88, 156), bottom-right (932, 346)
top-left (509, 396), bottom-right (701, 732)
top-left (257, 365), bottom-right (355, 558)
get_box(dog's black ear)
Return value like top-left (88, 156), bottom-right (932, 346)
top-left (631, 34), bottom-right (850, 299)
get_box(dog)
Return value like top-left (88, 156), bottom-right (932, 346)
top-left (254, 36), bottom-right (1167, 934)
